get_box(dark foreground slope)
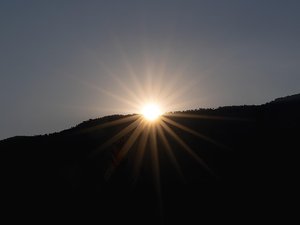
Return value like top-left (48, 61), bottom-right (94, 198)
top-left (1, 95), bottom-right (299, 223)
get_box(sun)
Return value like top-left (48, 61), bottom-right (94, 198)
top-left (141, 103), bottom-right (162, 121)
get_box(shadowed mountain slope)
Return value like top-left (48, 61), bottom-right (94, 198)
top-left (0, 94), bottom-right (299, 224)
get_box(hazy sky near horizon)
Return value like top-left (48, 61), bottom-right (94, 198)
top-left (1, 0), bottom-right (299, 139)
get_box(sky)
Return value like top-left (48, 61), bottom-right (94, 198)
top-left (0, 0), bottom-right (299, 139)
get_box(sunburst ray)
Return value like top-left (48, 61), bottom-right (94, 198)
top-left (150, 124), bottom-right (161, 194)
top-left (91, 117), bottom-right (142, 156)
top-left (131, 123), bottom-right (150, 185)
top-left (105, 119), bottom-right (145, 179)
top-left (167, 112), bottom-right (250, 122)
top-left (156, 124), bottom-right (185, 182)
top-left (162, 116), bottom-right (227, 149)
top-left (149, 124), bottom-right (164, 222)
top-left (78, 114), bottom-right (139, 134)
top-left (116, 120), bottom-right (145, 163)
top-left (98, 87), bottom-right (139, 110)
top-left (159, 120), bottom-right (212, 174)
top-left (113, 76), bottom-right (144, 106)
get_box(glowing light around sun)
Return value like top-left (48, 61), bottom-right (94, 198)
top-left (80, 54), bottom-right (228, 193)
top-left (142, 104), bottom-right (162, 121)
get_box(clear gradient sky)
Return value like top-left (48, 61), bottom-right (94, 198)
top-left (1, 0), bottom-right (299, 139)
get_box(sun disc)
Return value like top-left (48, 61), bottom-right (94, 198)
top-left (142, 104), bottom-right (162, 121)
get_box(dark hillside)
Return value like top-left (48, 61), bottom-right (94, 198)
top-left (0, 95), bottom-right (299, 223)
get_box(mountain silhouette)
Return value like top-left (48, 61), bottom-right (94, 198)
top-left (272, 93), bottom-right (300, 103)
top-left (1, 94), bottom-right (299, 224)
